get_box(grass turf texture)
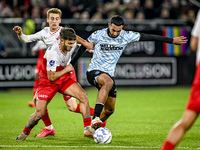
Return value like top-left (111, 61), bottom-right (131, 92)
top-left (0, 87), bottom-right (200, 150)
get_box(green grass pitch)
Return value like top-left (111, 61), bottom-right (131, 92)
top-left (0, 87), bottom-right (200, 150)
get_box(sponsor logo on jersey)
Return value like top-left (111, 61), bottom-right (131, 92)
top-left (49, 60), bottom-right (55, 66)
top-left (100, 44), bottom-right (123, 50)
top-left (38, 94), bottom-right (48, 98)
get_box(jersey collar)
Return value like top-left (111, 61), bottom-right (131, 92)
top-left (50, 26), bottom-right (61, 35)
top-left (59, 43), bottom-right (67, 56)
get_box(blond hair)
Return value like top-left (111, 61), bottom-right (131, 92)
top-left (47, 8), bottom-right (62, 18)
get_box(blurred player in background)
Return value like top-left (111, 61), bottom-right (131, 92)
top-left (71, 15), bottom-right (188, 132)
top-left (28, 22), bottom-right (48, 107)
top-left (13, 8), bottom-right (96, 138)
top-left (16, 27), bottom-right (94, 141)
top-left (161, 10), bottom-right (200, 150)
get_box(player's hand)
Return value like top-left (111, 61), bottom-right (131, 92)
top-left (65, 64), bottom-right (74, 73)
top-left (87, 49), bottom-right (94, 53)
top-left (85, 42), bottom-right (94, 53)
top-left (173, 36), bottom-right (188, 45)
top-left (13, 26), bottom-right (23, 36)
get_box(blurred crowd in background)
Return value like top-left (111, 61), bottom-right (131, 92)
top-left (0, 0), bottom-right (198, 85)
top-left (0, 0), bottom-right (199, 23)
top-left (0, 0), bottom-right (199, 58)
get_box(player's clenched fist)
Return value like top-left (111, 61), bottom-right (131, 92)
top-left (13, 26), bottom-right (23, 36)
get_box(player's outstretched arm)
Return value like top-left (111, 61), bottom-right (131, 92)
top-left (13, 26), bottom-right (23, 36)
top-left (139, 33), bottom-right (188, 45)
top-left (172, 36), bottom-right (188, 45)
top-left (13, 25), bottom-right (42, 43)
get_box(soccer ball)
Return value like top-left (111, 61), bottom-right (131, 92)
top-left (93, 127), bottom-right (112, 144)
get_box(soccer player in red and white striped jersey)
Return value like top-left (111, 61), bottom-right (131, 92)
top-left (162, 10), bottom-right (200, 150)
top-left (13, 8), bottom-right (96, 138)
top-left (16, 27), bottom-right (94, 141)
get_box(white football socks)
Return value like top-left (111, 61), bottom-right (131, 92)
top-left (45, 124), bottom-right (53, 130)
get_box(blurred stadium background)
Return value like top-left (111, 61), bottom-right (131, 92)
top-left (0, 0), bottom-right (199, 89)
top-left (1, 1), bottom-right (200, 149)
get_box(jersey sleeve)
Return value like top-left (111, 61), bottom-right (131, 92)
top-left (31, 41), bottom-right (47, 51)
top-left (87, 30), bottom-right (99, 44)
top-left (125, 31), bottom-right (140, 43)
top-left (46, 48), bottom-right (58, 72)
top-left (18, 30), bottom-right (44, 43)
top-left (192, 10), bottom-right (200, 37)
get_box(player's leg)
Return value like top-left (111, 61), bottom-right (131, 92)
top-left (60, 78), bottom-right (93, 137)
top-left (94, 96), bottom-right (115, 128)
top-left (63, 83), bottom-right (90, 120)
top-left (28, 74), bottom-right (39, 107)
top-left (161, 110), bottom-right (198, 150)
top-left (100, 96), bottom-right (116, 122)
top-left (16, 100), bottom-right (48, 141)
top-left (88, 72), bottom-right (114, 128)
top-left (162, 64), bottom-right (200, 149)
top-left (65, 97), bottom-right (78, 111)
top-left (30, 83), bottom-right (57, 138)
top-left (35, 109), bottom-right (56, 137)
top-left (100, 83), bottom-right (116, 127)
top-left (28, 51), bottom-right (44, 107)
top-left (28, 60), bottom-right (41, 107)
top-left (63, 95), bottom-right (94, 115)
top-left (28, 91), bottom-right (55, 137)
top-left (64, 68), bottom-right (94, 115)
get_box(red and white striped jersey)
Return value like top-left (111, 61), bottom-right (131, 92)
top-left (40, 42), bottom-right (75, 84)
top-left (18, 26), bottom-right (62, 48)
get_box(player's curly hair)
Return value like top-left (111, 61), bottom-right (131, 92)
top-left (60, 27), bottom-right (76, 41)
top-left (47, 8), bottom-right (62, 18)
top-left (110, 15), bottom-right (124, 26)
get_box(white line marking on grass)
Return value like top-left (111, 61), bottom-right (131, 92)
top-left (0, 145), bottom-right (198, 149)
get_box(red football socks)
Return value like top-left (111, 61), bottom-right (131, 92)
top-left (162, 141), bottom-right (175, 150)
top-left (42, 109), bottom-right (52, 126)
top-left (83, 117), bottom-right (91, 127)
top-left (75, 103), bottom-right (95, 116)
top-left (74, 103), bottom-right (80, 113)
top-left (23, 125), bottom-right (32, 135)
top-left (90, 107), bottom-right (94, 116)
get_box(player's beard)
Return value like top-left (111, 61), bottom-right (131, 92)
top-left (63, 42), bottom-right (71, 52)
top-left (108, 28), bottom-right (118, 38)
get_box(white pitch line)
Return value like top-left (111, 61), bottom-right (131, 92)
top-left (0, 145), bottom-right (199, 149)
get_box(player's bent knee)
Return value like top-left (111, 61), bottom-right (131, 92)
top-left (105, 80), bottom-right (114, 87)
top-left (78, 92), bottom-right (88, 102)
top-left (66, 104), bottom-right (76, 112)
